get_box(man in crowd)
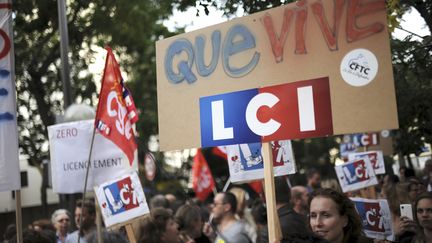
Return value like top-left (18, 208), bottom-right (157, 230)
top-left (259, 177), bottom-right (310, 242)
top-left (306, 169), bottom-right (321, 193)
top-left (65, 199), bottom-right (96, 243)
top-left (290, 186), bottom-right (309, 217)
top-left (209, 192), bottom-right (251, 243)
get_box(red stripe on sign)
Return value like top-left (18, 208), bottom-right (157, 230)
top-left (259, 77), bottom-right (333, 141)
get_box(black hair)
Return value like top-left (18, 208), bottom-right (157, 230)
top-left (222, 192), bottom-right (237, 214)
top-left (275, 176), bottom-right (291, 204)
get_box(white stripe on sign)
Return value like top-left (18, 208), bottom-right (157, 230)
top-left (297, 86), bottom-right (316, 132)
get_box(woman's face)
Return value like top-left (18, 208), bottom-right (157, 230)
top-left (416, 198), bottom-right (432, 230)
top-left (162, 218), bottom-right (180, 243)
top-left (310, 196), bottom-right (347, 243)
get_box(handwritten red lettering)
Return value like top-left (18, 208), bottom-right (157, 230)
top-left (346, 0), bottom-right (385, 42)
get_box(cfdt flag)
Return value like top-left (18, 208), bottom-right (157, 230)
top-left (0, 2), bottom-right (20, 192)
top-left (192, 149), bottom-right (215, 201)
top-left (351, 198), bottom-right (394, 241)
top-left (95, 47), bottom-right (138, 165)
top-left (335, 157), bottom-right (378, 193)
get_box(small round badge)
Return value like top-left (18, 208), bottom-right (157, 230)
top-left (340, 48), bottom-right (378, 87)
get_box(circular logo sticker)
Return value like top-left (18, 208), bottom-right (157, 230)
top-left (340, 48), bottom-right (378, 87)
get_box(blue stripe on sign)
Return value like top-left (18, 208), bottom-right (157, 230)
top-left (199, 88), bottom-right (261, 147)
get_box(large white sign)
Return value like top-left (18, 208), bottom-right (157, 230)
top-left (226, 140), bottom-right (296, 183)
top-left (0, 3), bottom-right (20, 192)
top-left (335, 157), bottom-right (378, 193)
top-left (94, 172), bottom-right (149, 227)
top-left (48, 120), bottom-right (137, 193)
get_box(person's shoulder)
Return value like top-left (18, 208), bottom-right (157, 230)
top-left (65, 230), bottom-right (79, 242)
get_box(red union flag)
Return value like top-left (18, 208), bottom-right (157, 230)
top-left (192, 149), bottom-right (215, 201)
top-left (95, 47), bottom-right (138, 165)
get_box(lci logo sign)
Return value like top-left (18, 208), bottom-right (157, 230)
top-left (199, 77), bottom-right (333, 147)
top-left (102, 177), bottom-right (139, 216)
top-left (341, 159), bottom-right (371, 185)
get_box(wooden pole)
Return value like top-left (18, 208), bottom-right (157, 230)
top-left (261, 143), bottom-right (282, 242)
top-left (125, 224), bottom-right (137, 243)
top-left (95, 200), bottom-right (103, 243)
top-left (15, 190), bottom-right (23, 243)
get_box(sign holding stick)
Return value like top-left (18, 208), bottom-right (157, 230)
top-left (261, 143), bottom-right (282, 242)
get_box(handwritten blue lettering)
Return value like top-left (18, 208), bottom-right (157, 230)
top-left (164, 24), bottom-right (260, 84)
top-left (164, 38), bottom-right (196, 84)
top-left (223, 25), bottom-right (260, 78)
top-left (195, 31), bottom-right (221, 77)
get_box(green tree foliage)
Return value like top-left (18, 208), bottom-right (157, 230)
top-left (14, 0), bottom-right (177, 167)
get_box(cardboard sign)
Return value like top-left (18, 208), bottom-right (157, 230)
top-left (0, 4), bottom-right (20, 192)
top-left (351, 198), bottom-right (394, 241)
top-left (94, 172), bottom-right (149, 227)
top-left (335, 157), bottom-right (378, 192)
top-left (156, 0), bottom-right (398, 151)
top-left (226, 140), bottom-right (296, 183)
top-left (200, 77), bottom-right (332, 146)
top-left (348, 150), bottom-right (385, 175)
top-left (48, 120), bottom-right (137, 193)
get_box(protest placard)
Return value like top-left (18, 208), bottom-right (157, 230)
top-left (351, 197), bottom-right (394, 241)
top-left (335, 157), bottom-right (378, 192)
top-left (94, 172), bottom-right (149, 228)
top-left (156, 0), bottom-right (398, 151)
top-left (0, 3), bottom-right (20, 192)
top-left (349, 150), bottom-right (385, 175)
top-left (226, 140), bottom-right (296, 183)
top-left (48, 119), bottom-right (137, 193)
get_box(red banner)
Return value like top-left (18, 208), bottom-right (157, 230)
top-left (95, 47), bottom-right (138, 165)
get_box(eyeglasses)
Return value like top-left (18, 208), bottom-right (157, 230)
top-left (417, 208), bottom-right (432, 214)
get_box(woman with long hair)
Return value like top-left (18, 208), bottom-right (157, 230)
top-left (308, 188), bottom-right (371, 243)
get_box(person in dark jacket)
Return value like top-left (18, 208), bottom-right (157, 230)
top-left (259, 176), bottom-right (310, 243)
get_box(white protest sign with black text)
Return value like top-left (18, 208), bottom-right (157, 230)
top-left (351, 197), bottom-right (394, 241)
top-left (226, 140), bottom-right (296, 183)
top-left (348, 150), bottom-right (385, 175)
top-left (335, 157), bottom-right (378, 193)
top-left (48, 119), bottom-right (137, 193)
top-left (94, 172), bottom-right (149, 227)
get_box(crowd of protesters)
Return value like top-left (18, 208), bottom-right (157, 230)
top-left (2, 159), bottom-right (432, 243)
